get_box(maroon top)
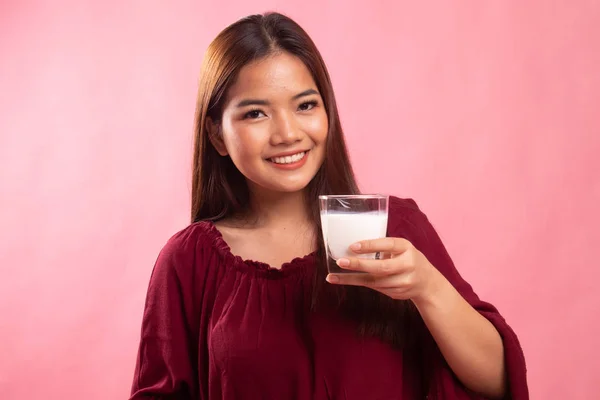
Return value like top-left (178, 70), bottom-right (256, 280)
top-left (130, 197), bottom-right (528, 399)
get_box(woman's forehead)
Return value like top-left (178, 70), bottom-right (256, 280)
top-left (226, 53), bottom-right (318, 102)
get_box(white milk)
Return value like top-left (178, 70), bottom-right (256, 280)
top-left (321, 212), bottom-right (388, 260)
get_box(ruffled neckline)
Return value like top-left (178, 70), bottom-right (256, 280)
top-left (202, 221), bottom-right (317, 278)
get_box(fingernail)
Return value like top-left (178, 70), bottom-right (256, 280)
top-left (327, 274), bottom-right (339, 283)
top-left (337, 258), bottom-right (350, 267)
top-left (350, 243), bottom-right (361, 251)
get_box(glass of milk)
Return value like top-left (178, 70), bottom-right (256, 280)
top-left (319, 194), bottom-right (389, 274)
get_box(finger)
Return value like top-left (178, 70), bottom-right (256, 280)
top-left (350, 237), bottom-right (411, 255)
top-left (336, 256), bottom-right (408, 275)
top-left (326, 272), bottom-right (404, 289)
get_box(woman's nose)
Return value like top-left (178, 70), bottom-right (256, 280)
top-left (270, 113), bottom-right (302, 145)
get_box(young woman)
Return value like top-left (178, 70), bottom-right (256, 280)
top-left (130, 12), bottom-right (528, 400)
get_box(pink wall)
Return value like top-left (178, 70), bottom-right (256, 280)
top-left (1, 1), bottom-right (598, 398)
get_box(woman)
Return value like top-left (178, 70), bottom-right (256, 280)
top-left (130, 12), bottom-right (528, 399)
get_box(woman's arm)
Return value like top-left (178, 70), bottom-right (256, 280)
top-left (412, 268), bottom-right (506, 398)
top-left (130, 236), bottom-right (199, 399)
top-left (403, 203), bottom-right (527, 399)
top-left (328, 198), bottom-right (528, 399)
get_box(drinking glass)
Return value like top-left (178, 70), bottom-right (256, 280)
top-left (319, 194), bottom-right (389, 274)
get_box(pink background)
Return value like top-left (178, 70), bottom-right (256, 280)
top-left (1, 1), bottom-right (599, 399)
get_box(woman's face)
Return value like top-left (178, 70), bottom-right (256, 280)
top-left (210, 52), bottom-right (328, 196)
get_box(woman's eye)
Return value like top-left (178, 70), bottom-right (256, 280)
top-left (244, 110), bottom-right (265, 119)
top-left (298, 101), bottom-right (317, 111)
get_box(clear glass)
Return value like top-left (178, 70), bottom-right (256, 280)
top-left (319, 194), bottom-right (389, 274)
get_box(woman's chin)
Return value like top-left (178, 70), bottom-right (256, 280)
top-left (248, 179), bottom-right (312, 196)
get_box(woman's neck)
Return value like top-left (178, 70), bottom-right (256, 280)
top-left (238, 187), bottom-right (311, 230)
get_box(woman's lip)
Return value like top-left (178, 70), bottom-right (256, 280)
top-left (267, 151), bottom-right (309, 170)
top-left (267, 149), bottom-right (310, 159)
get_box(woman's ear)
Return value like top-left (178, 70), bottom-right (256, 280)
top-left (206, 117), bottom-right (228, 156)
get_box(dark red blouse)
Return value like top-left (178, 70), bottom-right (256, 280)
top-left (130, 197), bottom-right (528, 399)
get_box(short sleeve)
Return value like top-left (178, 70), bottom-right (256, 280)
top-left (129, 231), bottom-right (201, 399)
top-left (388, 197), bottom-right (529, 399)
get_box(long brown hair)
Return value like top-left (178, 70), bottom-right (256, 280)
top-left (191, 12), bottom-right (423, 354)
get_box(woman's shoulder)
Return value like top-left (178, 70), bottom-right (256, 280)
top-left (160, 221), bottom-right (219, 254)
top-left (388, 195), bottom-right (425, 219)
top-left (386, 195), bottom-right (436, 239)
top-left (153, 221), bottom-right (225, 276)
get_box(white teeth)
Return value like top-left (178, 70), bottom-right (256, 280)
top-left (270, 151), bottom-right (306, 164)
